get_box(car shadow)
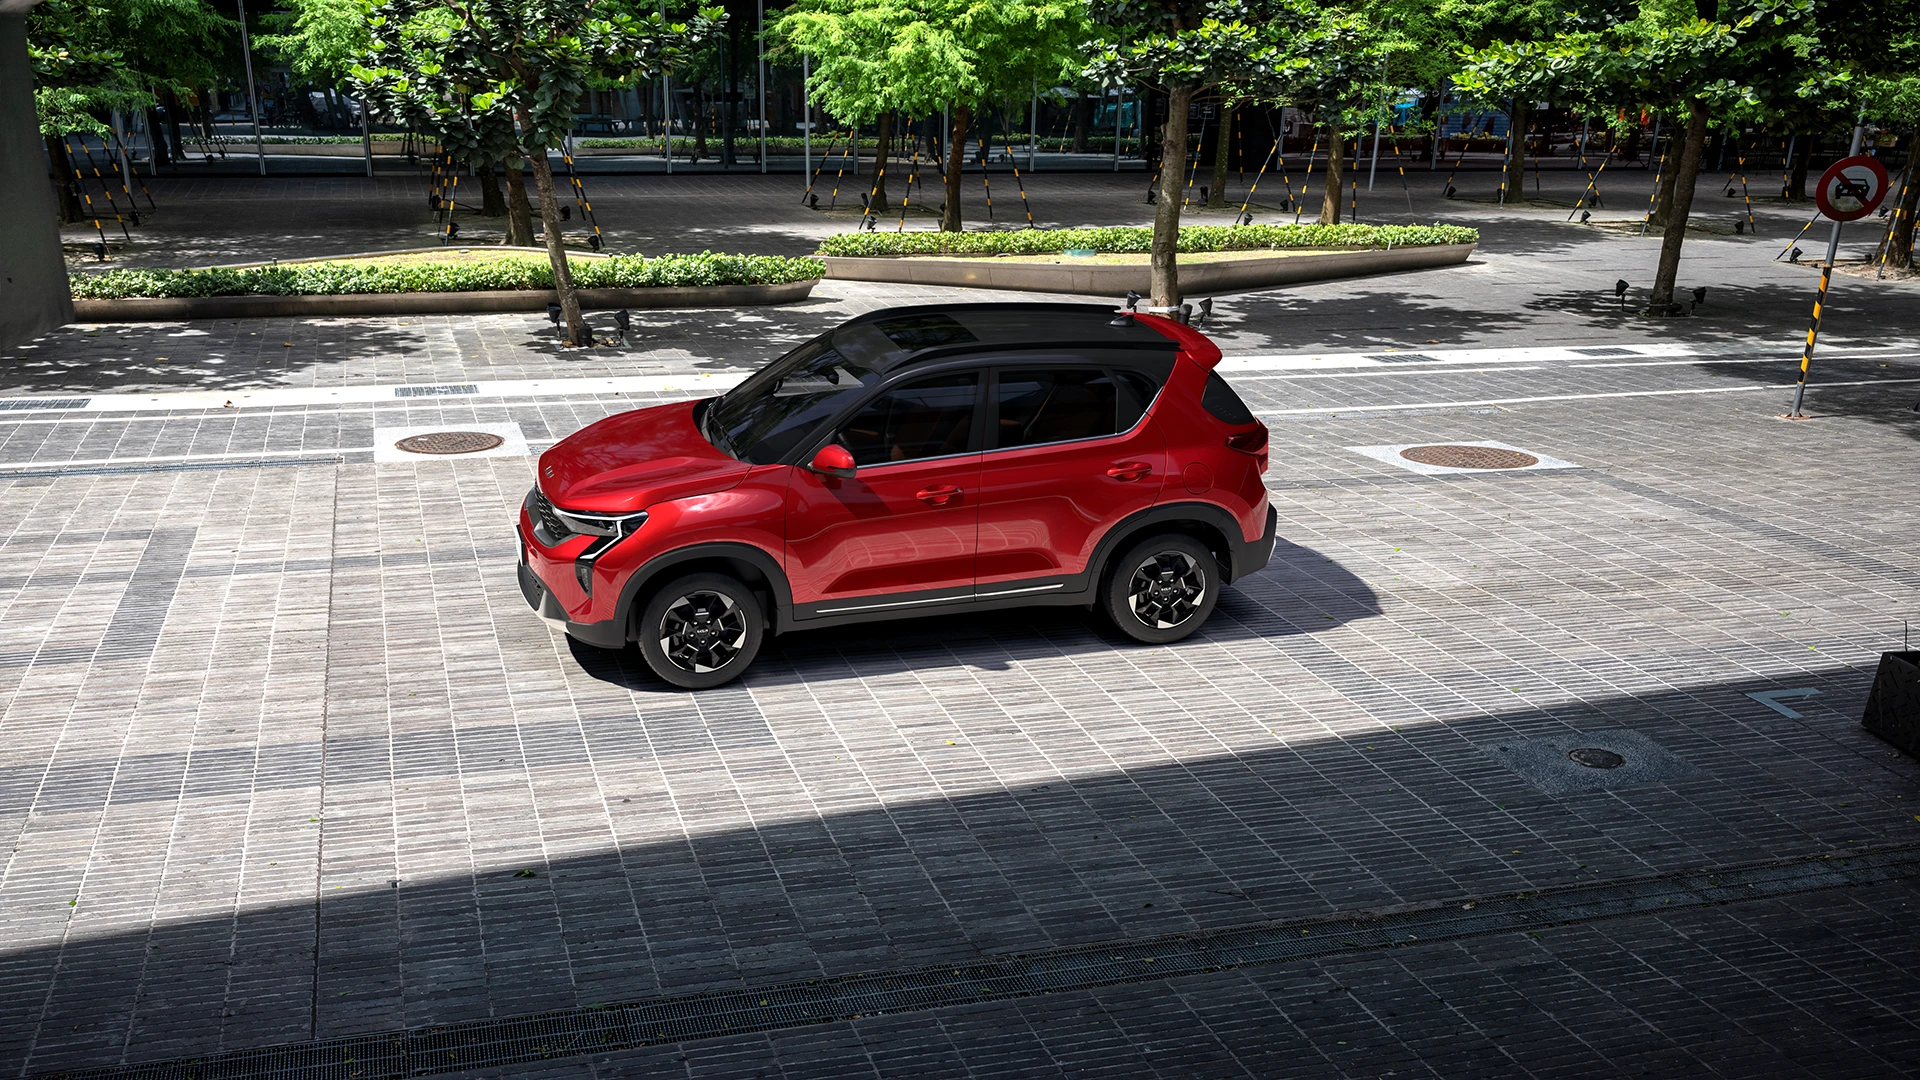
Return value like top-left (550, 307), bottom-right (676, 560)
top-left (571, 536), bottom-right (1381, 689)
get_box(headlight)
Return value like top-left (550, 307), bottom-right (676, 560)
top-left (564, 510), bottom-right (647, 597)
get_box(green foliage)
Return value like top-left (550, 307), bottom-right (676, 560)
top-left (816, 223), bottom-right (1477, 255)
top-left (351, 0), bottom-right (727, 166)
top-left (258, 0), bottom-right (375, 83)
top-left (27, 0), bottom-right (234, 136)
top-left (774, 0), bottom-right (1089, 123)
top-left (1083, 0), bottom-right (1292, 97)
top-left (69, 253), bottom-right (826, 299)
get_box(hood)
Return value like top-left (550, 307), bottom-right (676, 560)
top-left (537, 399), bottom-right (752, 513)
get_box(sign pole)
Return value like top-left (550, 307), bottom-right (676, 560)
top-left (1790, 122), bottom-right (1866, 418)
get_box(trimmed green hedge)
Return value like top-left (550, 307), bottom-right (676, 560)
top-left (816, 223), bottom-right (1478, 258)
top-left (70, 252), bottom-right (825, 300)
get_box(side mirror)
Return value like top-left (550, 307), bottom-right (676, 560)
top-left (808, 443), bottom-right (857, 479)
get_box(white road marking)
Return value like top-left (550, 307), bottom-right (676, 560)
top-left (1258, 377), bottom-right (1920, 415)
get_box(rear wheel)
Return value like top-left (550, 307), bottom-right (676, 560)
top-left (636, 573), bottom-right (764, 689)
top-left (1101, 534), bottom-right (1219, 644)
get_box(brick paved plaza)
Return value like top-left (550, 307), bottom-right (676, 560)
top-left (5, 170), bottom-right (1920, 1078)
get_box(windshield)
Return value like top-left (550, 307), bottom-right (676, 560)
top-left (707, 331), bottom-right (887, 464)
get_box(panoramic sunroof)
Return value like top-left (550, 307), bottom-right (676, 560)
top-left (870, 313), bottom-right (979, 350)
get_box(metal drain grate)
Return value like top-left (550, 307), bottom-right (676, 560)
top-left (1366, 354), bottom-right (1443, 364)
top-left (1400, 444), bottom-right (1540, 470)
top-left (394, 384), bottom-right (479, 398)
top-left (48, 845), bottom-right (1920, 1080)
top-left (393, 431), bottom-right (505, 455)
top-left (0, 398), bottom-right (89, 411)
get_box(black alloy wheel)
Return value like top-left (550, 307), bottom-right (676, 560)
top-left (1102, 533), bottom-right (1220, 644)
top-left (638, 572), bottom-right (765, 689)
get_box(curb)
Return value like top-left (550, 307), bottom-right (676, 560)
top-left (71, 279), bottom-right (821, 321)
top-left (820, 243), bottom-right (1476, 296)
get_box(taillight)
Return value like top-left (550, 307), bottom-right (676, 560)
top-left (1225, 425), bottom-right (1268, 455)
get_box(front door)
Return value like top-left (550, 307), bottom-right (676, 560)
top-left (974, 364), bottom-right (1167, 591)
top-left (784, 371), bottom-right (983, 617)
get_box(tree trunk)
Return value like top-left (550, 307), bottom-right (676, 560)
top-left (1650, 124), bottom-right (1681, 226)
top-left (479, 163), bottom-right (506, 217)
top-left (1072, 94), bottom-right (1092, 153)
top-left (693, 89), bottom-right (708, 161)
top-left (1504, 100), bottom-right (1529, 203)
top-left (505, 161), bottom-right (535, 246)
top-left (145, 107), bottom-right (172, 169)
top-left (1150, 85), bottom-right (1195, 307)
top-left (1787, 135), bottom-right (1811, 200)
top-left (870, 111), bottom-right (893, 219)
top-left (1649, 98), bottom-right (1710, 312)
top-left (46, 135), bottom-right (85, 223)
top-left (524, 142), bottom-right (585, 346)
top-left (942, 105), bottom-right (968, 232)
top-left (165, 91), bottom-right (186, 160)
top-left (1318, 129), bottom-right (1345, 224)
top-left (1209, 106), bottom-right (1232, 208)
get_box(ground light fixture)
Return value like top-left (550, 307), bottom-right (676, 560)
top-left (1194, 298), bottom-right (1215, 327)
top-left (1736, 219), bottom-right (1746, 234)
top-left (1111, 291), bottom-right (1142, 326)
top-left (613, 308), bottom-right (631, 344)
top-left (546, 303), bottom-right (563, 341)
top-left (1691, 287), bottom-right (1708, 312)
top-left (1579, 210), bottom-right (1592, 224)
top-left (1614, 279), bottom-right (1629, 310)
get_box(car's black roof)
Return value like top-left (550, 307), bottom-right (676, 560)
top-left (836, 303), bottom-right (1173, 371)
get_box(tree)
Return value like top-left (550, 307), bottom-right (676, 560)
top-left (1085, 0), bottom-right (1288, 306)
top-left (1457, 0), bottom-right (1824, 314)
top-left (1256, 4), bottom-right (1400, 223)
top-left (27, 0), bottom-right (231, 220)
top-left (776, 0), bottom-right (1086, 233)
top-left (354, 0), bottom-right (725, 345)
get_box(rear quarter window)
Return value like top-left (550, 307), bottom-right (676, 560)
top-left (1201, 372), bottom-right (1256, 425)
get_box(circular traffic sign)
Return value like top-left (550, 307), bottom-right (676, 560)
top-left (1814, 155), bottom-right (1890, 221)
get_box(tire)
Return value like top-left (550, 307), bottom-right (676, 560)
top-left (636, 572), bottom-right (765, 689)
top-left (1100, 533), bottom-right (1220, 644)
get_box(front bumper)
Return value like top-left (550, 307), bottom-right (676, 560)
top-left (518, 540), bottom-right (627, 649)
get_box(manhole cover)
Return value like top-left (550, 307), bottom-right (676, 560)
top-left (394, 431), bottom-right (505, 455)
top-left (1567, 747), bottom-right (1625, 770)
top-left (1399, 444), bottom-right (1540, 470)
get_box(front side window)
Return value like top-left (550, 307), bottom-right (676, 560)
top-left (707, 334), bottom-right (884, 464)
top-left (840, 372), bottom-right (980, 467)
top-left (993, 368), bottom-right (1119, 448)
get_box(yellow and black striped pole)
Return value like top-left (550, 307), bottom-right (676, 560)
top-left (1569, 132), bottom-right (1614, 219)
top-left (1639, 141), bottom-right (1669, 236)
top-left (560, 145), bottom-right (605, 251)
top-left (64, 137), bottom-right (130, 241)
top-left (1438, 112), bottom-right (1479, 199)
top-left (1876, 174), bottom-right (1911, 279)
top-left (1293, 134), bottom-right (1320, 224)
top-left (1348, 139), bottom-right (1359, 222)
top-left (977, 135), bottom-right (995, 221)
top-left (859, 133), bottom-right (888, 230)
top-left (110, 121), bottom-right (159, 210)
top-left (442, 168), bottom-right (460, 243)
top-left (827, 130), bottom-right (855, 209)
top-left (802, 129), bottom-right (844, 205)
top-left (1237, 137), bottom-right (1278, 221)
top-left (1182, 113), bottom-right (1207, 208)
top-left (1735, 139), bottom-right (1756, 234)
top-left (1001, 122), bottom-right (1035, 227)
top-left (1790, 261), bottom-right (1833, 417)
top-left (1790, 124), bottom-right (1867, 417)
top-left (896, 143), bottom-right (920, 231)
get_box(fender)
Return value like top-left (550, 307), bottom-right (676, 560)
top-left (614, 541), bottom-right (796, 639)
top-left (1084, 500), bottom-right (1269, 589)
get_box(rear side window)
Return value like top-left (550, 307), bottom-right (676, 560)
top-left (1201, 372), bottom-right (1256, 425)
top-left (1115, 370), bottom-right (1162, 430)
top-left (995, 368), bottom-right (1118, 448)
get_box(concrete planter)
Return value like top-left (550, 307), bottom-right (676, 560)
top-left (820, 242), bottom-right (1475, 297)
top-left (72, 278), bottom-right (820, 321)
top-left (1863, 651), bottom-right (1920, 758)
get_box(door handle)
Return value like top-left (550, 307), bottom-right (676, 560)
top-left (1106, 462), bottom-right (1153, 482)
top-left (916, 485), bottom-right (962, 506)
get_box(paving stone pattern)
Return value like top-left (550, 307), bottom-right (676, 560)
top-left (9, 174), bottom-right (1920, 1074)
top-left (1, 339), bottom-right (1918, 1075)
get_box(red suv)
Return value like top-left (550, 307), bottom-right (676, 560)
top-left (518, 303), bottom-right (1275, 688)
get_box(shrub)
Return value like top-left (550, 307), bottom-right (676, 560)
top-left (815, 223), bottom-right (1478, 258)
top-left (69, 252), bottom-right (825, 299)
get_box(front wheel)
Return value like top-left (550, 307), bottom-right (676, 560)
top-left (1101, 534), bottom-right (1220, 644)
top-left (636, 573), bottom-right (765, 689)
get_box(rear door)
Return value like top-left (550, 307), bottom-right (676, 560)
top-left (784, 370), bottom-right (985, 615)
top-left (973, 360), bottom-right (1168, 593)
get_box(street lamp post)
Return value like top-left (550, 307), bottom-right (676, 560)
top-left (235, 0), bottom-right (266, 175)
